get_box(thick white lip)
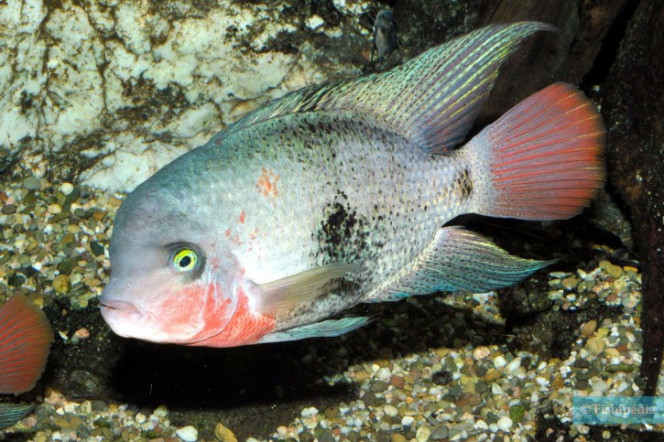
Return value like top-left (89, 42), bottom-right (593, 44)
top-left (99, 296), bottom-right (200, 343)
top-left (99, 297), bottom-right (152, 339)
top-left (100, 299), bottom-right (143, 320)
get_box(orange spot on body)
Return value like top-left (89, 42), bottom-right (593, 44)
top-left (249, 227), bottom-right (259, 241)
top-left (257, 167), bottom-right (280, 199)
top-left (224, 228), bottom-right (242, 245)
top-left (238, 210), bottom-right (246, 224)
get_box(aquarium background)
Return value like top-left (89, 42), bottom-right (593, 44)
top-left (2, 0), bottom-right (664, 441)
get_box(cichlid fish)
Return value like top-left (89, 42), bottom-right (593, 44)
top-left (100, 22), bottom-right (605, 348)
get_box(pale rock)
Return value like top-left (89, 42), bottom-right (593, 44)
top-left (383, 404), bottom-right (399, 417)
top-left (175, 425), bottom-right (198, 441)
top-left (497, 415), bottom-right (513, 431)
top-left (416, 425), bottom-right (431, 442)
top-left (505, 357), bottom-right (522, 374)
top-left (306, 15), bottom-right (325, 30)
top-left (493, 355), bottom-right (507, 369)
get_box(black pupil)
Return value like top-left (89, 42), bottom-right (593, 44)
top-left (179, 255), bottom-right (192, 268)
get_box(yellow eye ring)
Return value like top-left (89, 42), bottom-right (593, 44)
top-left (172, 248), bottom-right (198, 272)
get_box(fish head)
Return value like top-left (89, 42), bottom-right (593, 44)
top-left (100, 183), bottom-right (243, 346)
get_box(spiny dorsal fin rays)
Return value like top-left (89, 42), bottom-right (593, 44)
top-left (226, 22), bottom-right (555, 154)
top-left (257, 263), bottom-right (359, 316)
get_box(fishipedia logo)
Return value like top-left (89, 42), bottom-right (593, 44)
top-left (573, 396), bottom-right (664, 424)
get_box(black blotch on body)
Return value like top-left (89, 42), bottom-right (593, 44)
top-left (317, 200), bottom-right (368, 262)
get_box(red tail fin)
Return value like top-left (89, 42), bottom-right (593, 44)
top-left (471, 83), bottom-right (605, 220)
top-left (0, 294), bottom-right (54, 395)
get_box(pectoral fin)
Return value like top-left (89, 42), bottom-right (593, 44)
top-left (374, 226), bottom-right (554, 301)
top-left (258, 317), bottom-right (371, 343)
top-left (257, 263), bottom-right (359, 316)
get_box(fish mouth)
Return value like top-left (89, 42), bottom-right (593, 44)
top-left (99, 298), bottom-right (173, 342)
top-left (99, 299), bottom-right (145, 330)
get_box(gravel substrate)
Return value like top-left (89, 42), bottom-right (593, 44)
top-left (1, 178), bottom-right (662, 441)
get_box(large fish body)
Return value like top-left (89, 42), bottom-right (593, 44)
top-left (100, 22), bottom-right (605, 347)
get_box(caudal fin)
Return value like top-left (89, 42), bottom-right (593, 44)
top-left (0, 294), bottom-right (54, 395)
top-left (469, 82), bottom-right (605, 221)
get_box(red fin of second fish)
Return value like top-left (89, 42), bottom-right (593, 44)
top-left (470, 82), bottom-right (605, 221)
top-left (0, 294), bottom-right (54, 395)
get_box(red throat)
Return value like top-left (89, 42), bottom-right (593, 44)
top-left (188, 283), bottom-right (276, 348)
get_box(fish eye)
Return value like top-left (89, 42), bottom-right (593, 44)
top-left (172, 248), bottom-right (198, 272)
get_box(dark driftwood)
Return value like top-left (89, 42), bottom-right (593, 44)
top-left (446, 0), bottom-right (663, 395)
top-left (601, 0), bottom-right (664, 396)
top-left (487, 0), bottom-right (664, 396)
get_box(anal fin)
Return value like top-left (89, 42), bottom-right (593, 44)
top-left (375, 226), bottom-right (553, 301)
top-left (0, 403), bottom-right (34, 430)
top-left (258, 317), bottom-right (370, 344)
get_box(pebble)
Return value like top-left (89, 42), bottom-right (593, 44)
top-left (496, 416), bottom-right (513, 432)
top-left (580, 319), bottom-right (598, 338)
top-left (415, 425), bottom-right (431, 442)
top-left (175, 425), bottom-right (198, 441)
top-left (74, 328), bottom-right (90, 339)
top-left (562, 276), bottom-right (580, 290)
top-left (301, 407), bottom-right (318, 418)
top-left (505, 357), bottom-right (522, 374)
top-left (587, 336), bottom-right (606, 355)
top-left (52, 274), bottom-right (70, 294)
top-left (383, 404), bottom-right (398, 417)
top-left (305, 14), bottom-right (325, 30)
top-left (23, 176), bottom-right (42, 190)
top-left (600, 260), bottom-right (623, 278)
top-left (474, 419), bottom-right (489, 431)
top-left (60, 182), bottom-right (75, 195)
top-left (370, 380), bottom-right (389, 393)
top-left (215, 423), bottom-right (238, 442)
top-left (493, 356), bottom-right (507, 369)
top-left (389, 375), bottom-right (405, 389)
top-left (375, 367), bottom-right (391, 381)
top-left (48, 203), bottom-right (62, 214)
top-left (1, 204), bottom-right (16, 214)
top-left (473, 346), bottom-right (491, 360)
top-left (430, 425), bottom-right (449, 440)
top-left (510, 405), bottom-right (526, 423)
top-left (484, 368), bottom-right (502, 382)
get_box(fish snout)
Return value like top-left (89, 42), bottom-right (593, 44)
top-left (99, 298), bottom-right (146, 338)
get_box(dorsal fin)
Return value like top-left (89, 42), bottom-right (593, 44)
top-left (227, 22), bottom-right (555, 153)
